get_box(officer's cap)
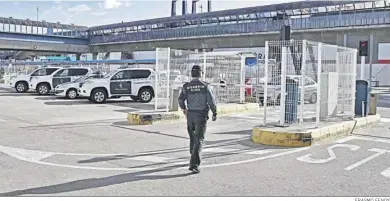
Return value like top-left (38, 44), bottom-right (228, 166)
top-left (192, 65), bottom-right (202, 72)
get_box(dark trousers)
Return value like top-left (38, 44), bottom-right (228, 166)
top-left (187, 111), bottom-right (208, 168)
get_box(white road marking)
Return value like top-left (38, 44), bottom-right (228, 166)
top-left (381, 167), bottom-right (390, 178)
top-left (0, 145), bottom-right (53, 161)
top-left (345, 148), bottom-right (390, 171)
top-left (0, 119), bottom-right (5, 122)
top-left (129, 156), bottom-right (175, 163)
top-left (0, 142), bottom-right (309, 171)
top-left (353, 136), bottom-right (390, 144)
top-left (204, 148), bottom-right (241, 153)
top-left (333, 136), bottom-right (390, 144)
top-left (297, 144), bottom-right (360, 164)
top-left (203, 147), bottom-right (271, 155)
top-left (335, 136), bottom-right (358, 143)
top-left (380, 118), bottom-right (390, 123)
top-left (199, 147), bottom-right (310, 168)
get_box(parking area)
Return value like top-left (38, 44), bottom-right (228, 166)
top-left (1, 84), bottom-right (390, 196)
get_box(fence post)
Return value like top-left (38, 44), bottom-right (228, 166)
top-left (351, 49), bottom-right (358, 117)
top-left (240, 55), bottom-right (246, 103)
top-left (155, 48), bottom-right (159, 111)
top-left (280, 47), bottom-right (287, 127)
top-left (263, 41), bottom-right (269, 126)
top-left (316, 43), bottom-right (323, 127)
top-left (203, 51), bottom-right (207, 81)
top-left (336, 51), bottom-right (343, 114)
top-left (300, 40), bottom-right (307, 124)
top-left (166, 47), bottom-right (171, 112)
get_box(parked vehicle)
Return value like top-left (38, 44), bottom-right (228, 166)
top-left (30, 66), bottom-right (93, 95)
top-left (78, 68), bottom-right (155, 104)
top-left (9, 67), bottom-right (61, 93)
top-left (250, 75), bottom-right (317, 105)
top-left (55, 73), bottom-right (104, 99)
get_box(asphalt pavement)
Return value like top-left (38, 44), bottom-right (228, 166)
top-left (0, 85), bottom-right (390, 196)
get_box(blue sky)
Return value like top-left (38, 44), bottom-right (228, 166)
top-left (0, 0), bottom-right (298, 26)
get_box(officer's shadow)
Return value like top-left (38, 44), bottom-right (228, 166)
top-left (0, 164), bottom-right (193, 196)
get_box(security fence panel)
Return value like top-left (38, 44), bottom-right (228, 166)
top-left (204, 54), bottom-right (243, 104)
top-left (264, 40), bottom-right (357, 128)
top-left (155, 47), bottom-right (171, 112)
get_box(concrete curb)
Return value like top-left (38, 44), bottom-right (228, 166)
top-left (251, 114), bottom-right (381, 147)
top-left (127, 103), bottom-right (260, 125)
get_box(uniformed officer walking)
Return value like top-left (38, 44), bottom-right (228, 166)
top-left (178, 65), bottom-right (217, 174)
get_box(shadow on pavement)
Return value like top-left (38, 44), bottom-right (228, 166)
top-left (214, 129), bottom-right (253, 135)
top-left (0, 164), bottom-right (193, 196)
top-left (35, 96), bottom-right (68, 101)
top-left (110, 124), bottom-right (189, 140)
top-left (76, 137), bottom-right (260, 166)
top-left (0, 92), bottom-right (36, 97)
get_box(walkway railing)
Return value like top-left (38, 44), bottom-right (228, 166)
top-left (90, 11), bottom-right (390, 44)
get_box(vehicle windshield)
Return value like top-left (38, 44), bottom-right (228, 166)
top-left (73, 75), bottom-right (92, 83)
top-left (103, 71), bottom-right (118, 79)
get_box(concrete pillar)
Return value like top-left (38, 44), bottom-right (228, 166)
top-left (76, 54), bottom-right (81, 61)
top-left (92, 53), bottom-right (98, 60)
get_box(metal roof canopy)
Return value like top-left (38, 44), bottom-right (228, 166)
top-left (89, 0), bottom-right (374, 31)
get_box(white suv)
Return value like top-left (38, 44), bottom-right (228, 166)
top-left (78, 68), bottom-right (155, 104)
top-left (9, 67), bottom-right (61, 93)
top-left (31, 67), bottom-right (93, 95)
top-left (54, 73), bottom-right (104, 99)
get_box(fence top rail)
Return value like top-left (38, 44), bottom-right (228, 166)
top-left (0, 59), bottom-right (156, 66)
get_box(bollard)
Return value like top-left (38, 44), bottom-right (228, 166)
top-left (169, 88), bottom-right (180, 112)
top-left (369, 93), bottom-right (378, 115)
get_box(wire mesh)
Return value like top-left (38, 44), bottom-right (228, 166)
top-left (204, 55), bottom-right (242, 104)
top-left (264, 40), bottom-right (357, 128)
top-left (154, 49), bottom-right (248, 111)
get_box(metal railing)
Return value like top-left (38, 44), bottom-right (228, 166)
top-left (90, 11), bottom-right (390, 44)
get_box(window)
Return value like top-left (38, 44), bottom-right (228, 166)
top-left (32, 68), bottom-right (59, 76)
top-left (46, 68), bottom-right (60, 75)
top-left (305, 78), bottom-right (316, 86)
top-left (111, 70), bottom-right (131, 80)
top-left (53, 69), bottom-right (69, 77)
top-left (69, 69), bottom-right (89, 76)
top-left (131, 70), bottom-right (151, 79)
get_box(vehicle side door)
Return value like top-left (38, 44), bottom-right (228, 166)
top-left (52, 69), bottom-right (71, 88)
top-left (130, 70), bottom-right (152, 96)
top-left (109, 70), bottom-right (132, 95)
top-left (69, 68), bottom-right (89, 82)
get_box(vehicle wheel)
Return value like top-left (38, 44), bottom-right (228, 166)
top-left (309, 93), bottom-right (317, 104)
top-left (37, 83), bottom-right (50, 95)
top-left (66, 89), bottom-right (78, 99)
top-left (138, 88), bottom-right (153, 103)
top-left (91, 89), bottom-right (107, 104)
top-left (130, 95), bottom-right (139, 101)
top-left (15, 82), bottom-right (28, 93)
